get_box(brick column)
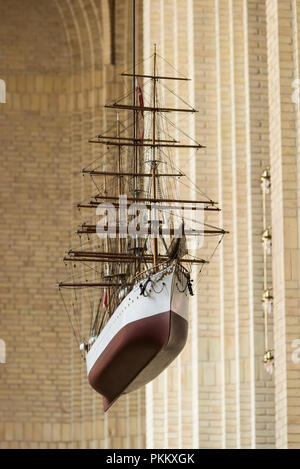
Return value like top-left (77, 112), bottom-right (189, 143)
top-left (266, 0), bottom-right (300, 449)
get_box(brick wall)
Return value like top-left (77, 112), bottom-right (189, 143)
top-left (0, 0), bottom-right (145, 449)
top-left (143, 0), bottom-right (277, 449)
top-left (0, 0), bottom-right (299, 450)
top-left (0, 0), bottom-right (71, 449)
top-left (266, 0), bottom-right (300, 449)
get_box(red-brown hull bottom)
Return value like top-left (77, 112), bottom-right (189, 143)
top-left (88, 310), bottom-right (188, 411)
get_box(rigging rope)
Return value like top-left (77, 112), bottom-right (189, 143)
top-left (59, 288), bottom-right (81, 349)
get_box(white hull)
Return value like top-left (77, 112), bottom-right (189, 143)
top-left (86, 263), bottom-right (189, 376)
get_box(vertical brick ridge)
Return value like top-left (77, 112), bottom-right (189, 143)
top-left (266, 0), bottom-right (300, 448)
top-left (215, 0), bottom-right (226, 449)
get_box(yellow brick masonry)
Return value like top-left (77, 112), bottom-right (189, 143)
top-left (247, 0), bottom-right (275, 449)
top-left (142, 0), bottom-right (278, 449)
top-left (266, 0), bottom-right (300, 449)
top-left (0, 0), bottom-right (71, 450)
top-left (0, 0), bottom-right (145, 449)
top-left (1, 0), bottom-right (300, 450)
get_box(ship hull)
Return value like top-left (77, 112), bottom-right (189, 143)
top-left (86, 264), bottom-right (188, 411)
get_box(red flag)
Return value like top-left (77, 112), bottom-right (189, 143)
top-left (136, 80), bottom-right (144, 139)
top-left (102, 288), bottom-right (108, 309)
top-left (136, 80), bottom-right (144, 116)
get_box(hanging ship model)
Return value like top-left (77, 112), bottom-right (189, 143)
top-left (58, 46), bottom-right (227, 411)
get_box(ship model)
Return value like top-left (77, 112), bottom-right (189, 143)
top-left (58, 45), bottom-right (227, 411)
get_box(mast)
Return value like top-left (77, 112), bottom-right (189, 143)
top-left (152, 45), bottom-right (158, 268)
top-left (103, 169), bottom-right (110, 313)
top-left (117, 113), bottom-right (122, 253)
top-left (132, 0), bottom-right (138, 259)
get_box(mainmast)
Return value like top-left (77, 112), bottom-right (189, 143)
top-left (103, 169), bottom-right (110, 314)
top-left (151, 44), bottom-right (158, 268)
top-left (117, 113), bottom-right (122, 253)
top-left (132, 0), bottom-right (138, 259)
